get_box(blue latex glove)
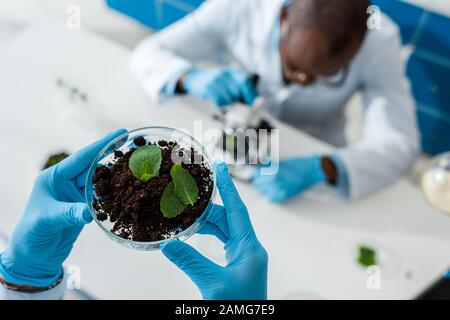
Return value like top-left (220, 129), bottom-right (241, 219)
top-left (162, 162), bottom-right (268, 300)
top-left (0, 129), bottom-right (127, 288)
top-left (183, 67), bottom-right (258, 107)
top-left (252, 156), bottom-right (326, 203)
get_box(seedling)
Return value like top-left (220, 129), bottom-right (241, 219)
top-left (55, 77), bottom-right (89, 103)
top-left (129, 145), bottom-right (162, 182)
top-left (160, 164), bottom-right (199, 218)
top-left (92, 136), bottom-right (212, 242)
top-left (170, 164), bottom-right (199, 206)
top-left (160, 181), bottom-right (186, 218)
top-left (128, 145), bottom-right (198, 218)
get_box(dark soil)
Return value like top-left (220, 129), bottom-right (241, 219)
top-left (92, 138), bottom-right (213, 242)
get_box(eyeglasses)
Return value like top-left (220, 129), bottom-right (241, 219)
top-left (287, 67), bottom-right (349, 87)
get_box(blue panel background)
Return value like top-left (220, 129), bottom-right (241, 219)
top-left (407, 54), bottom-right (450, 114)
top-left (415, 12), bottom-right (450, 60)
top-left (370, 0), bottom-right (424, 44)
top-left (344, 0), bottom-right (450, 155)
top-left (106, 0), bottom-right (204, 30)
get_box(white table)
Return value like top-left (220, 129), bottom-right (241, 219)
top-left (1, 20), bottom-right (450, 300)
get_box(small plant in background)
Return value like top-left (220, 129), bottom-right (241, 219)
top-left (357, 245), bottom-right (377, 267)
top-left (55, 78), bottom-right (88, 103)
top-left (42, 152), bottom-right (70, 170)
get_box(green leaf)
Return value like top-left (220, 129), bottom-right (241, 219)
top-left (129, 145), bottom-right (162, 182)
top-left (170, 164), bottom-right (199, 206)
top-left (160, 181), bottom-right (186, 218)
top-left (357, 245), bottom-right (377, 267)
top-left (43, 152), bottom-right (70, 170)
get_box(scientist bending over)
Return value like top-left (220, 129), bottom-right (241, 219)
top-left (0, 130), bottom-right (267, 300)
top-left (131, 0), bottom-right (419, 202)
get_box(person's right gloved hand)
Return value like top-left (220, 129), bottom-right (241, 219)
top-left (162, 162), bottom-right (268, 300)
top-left (182, 67), bottom-right (258, 108)
top-left (0, 129), bottom-right (127, 288)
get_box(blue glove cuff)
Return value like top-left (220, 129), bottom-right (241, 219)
top-left (0, 252), bottom-right (63, 288)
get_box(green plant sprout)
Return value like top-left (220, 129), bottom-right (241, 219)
top-left (128, 144), bottom-right (200, 219)
top-left (129, 145), bottom-right (162, 182)
top-left (160, 181), bottom-right (186, 218)
top-left (170, 164), bottom-right (199, 206)
top-left (161, 164), bottom-right (199, 218)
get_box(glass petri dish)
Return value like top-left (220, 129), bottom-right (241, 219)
top-left (421, 152), bottom-right (450, 215)
top-left (85, 126), bottom-right (217, 251)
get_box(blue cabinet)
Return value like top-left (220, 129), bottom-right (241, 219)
top-left (373, 0), bottom-right (450, 155)
top-left (106, 0), bottom-right (204, 30)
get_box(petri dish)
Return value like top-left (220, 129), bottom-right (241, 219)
top-left (85, 126), bottom-right (217, 251)
top-left (422, 152), bottom-right (450, 216)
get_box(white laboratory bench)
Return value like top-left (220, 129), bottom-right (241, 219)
top-left (0, 20), bottom-right (450, 300)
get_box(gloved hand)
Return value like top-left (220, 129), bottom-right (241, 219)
top-left (162, 162), bottom-right (268, 300)
top-left (0, 129), bottom-right (127, 288)
top-left (252, 155), bottom-right (326, 203)
top-left (183, 67), bottom-right (258, 107)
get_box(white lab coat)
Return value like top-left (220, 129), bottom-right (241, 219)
top-left (130, 0), bottom-right (419, 199)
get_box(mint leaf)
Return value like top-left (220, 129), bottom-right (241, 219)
top-left (170, 164), bottom-right (199, 206)
top-left (160, 181), bottom-right (186, 218)
top-left (357, 245), bottom-right (377, 267)
top-left (129, 145), bottom-right (162, 182)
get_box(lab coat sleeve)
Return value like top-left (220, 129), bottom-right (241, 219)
top-left (329, 154), bottom-right (350, 197)
top-left (335, 28), bottom-right (419, 199)
top-left (0, 273), bottom-right (66, 300)
top-left (130, 0), bottom-right (238, 102)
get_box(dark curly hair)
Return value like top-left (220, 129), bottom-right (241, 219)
top-left (287, 0), bottom-right (370, 57)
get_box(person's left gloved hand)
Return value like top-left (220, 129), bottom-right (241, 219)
top-left (162, 162), bottom-right (268, 300)
top-left (252, 155), bottom-right (326, 203)
top-left (0, 129), bottom-right (127, 288)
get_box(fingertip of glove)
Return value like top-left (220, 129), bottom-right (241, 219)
top-left (82, 205), bottom-right (93, 224)
top-left (161, 240), bottom-right (181, 259)
top-left (213, 161), bottom-right (228, 175)
top-left (112, 128), bottom-right (128, 136)
top-left (73, 203), bottom-right (92, 225)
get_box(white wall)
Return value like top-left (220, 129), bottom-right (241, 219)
top-left (0, 0), bottom-right (150, 48)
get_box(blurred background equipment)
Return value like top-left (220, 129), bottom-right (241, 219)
top-left (214, 96), bottom-right (274, 182)
top-left (422, 152), bottom-right (450, 215)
